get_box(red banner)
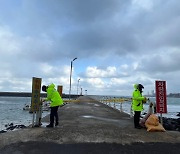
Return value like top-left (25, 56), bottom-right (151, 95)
top-left (155, 81), bottom-right (167, 113)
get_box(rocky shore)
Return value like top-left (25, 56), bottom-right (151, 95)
top-left (162, 117), bottom-right (180, 131)
top-left (0, 123), bottom-right (26, 134)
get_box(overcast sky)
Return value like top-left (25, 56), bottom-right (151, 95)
top-left (0, 0), bottom-right (180, 96)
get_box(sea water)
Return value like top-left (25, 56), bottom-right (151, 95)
top-left (0, 97), bottom-right (49, 130)
top-left (90, 96), bottom-right (180, 119)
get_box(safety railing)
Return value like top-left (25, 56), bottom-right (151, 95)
top-left (99, 97), bottom-right (132, 112)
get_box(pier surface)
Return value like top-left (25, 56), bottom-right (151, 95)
top-left (0, 96), bottom-right (180, 154)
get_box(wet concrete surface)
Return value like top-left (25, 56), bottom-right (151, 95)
top-left (0, 96), bottom-right (180, 154)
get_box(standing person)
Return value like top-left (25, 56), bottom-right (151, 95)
top-left (132, 84), bottom-right (147, 129)
top-left (42, 83), bottom-right (63, 128)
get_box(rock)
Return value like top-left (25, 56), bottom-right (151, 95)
top-left (161, 117), bottom-right (180, 131)
top-left (0, 130), bottom-right (7, 134)
top-left (176, 112), bottom-right (180, 116)
top-left (16, 125), bottom-right (26, 129)
top-left (2, 123), bottom-right (27, 133)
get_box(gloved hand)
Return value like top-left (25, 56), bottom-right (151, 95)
top-left (137, 103), bottom-right (141, 106)
top-left (41, 98), bottom-right (46, 103)
top-left (142, 97), bottom-right (147, 104)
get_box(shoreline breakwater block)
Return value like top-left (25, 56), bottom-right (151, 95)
top-left (162, 117), bottom-right (180, 131)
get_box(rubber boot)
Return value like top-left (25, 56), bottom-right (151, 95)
top-left (46, 124), bottom-right (54, 128)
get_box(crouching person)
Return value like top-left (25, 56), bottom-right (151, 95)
top-left (42, 83), bottom-right (63, 128)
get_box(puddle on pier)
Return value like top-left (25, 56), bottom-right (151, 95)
top-left (81, 115), bottom-right (132, 126)
top-left (82, 115), bottom-right (120, 122)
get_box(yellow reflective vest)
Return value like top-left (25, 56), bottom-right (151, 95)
top-left (132, 84), bottom-right (145, 111)
top-left (45, 83), bottom-right (63, 107)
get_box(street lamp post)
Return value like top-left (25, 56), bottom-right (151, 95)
top-left (77, 79), bottom-right (80, 96)
top-left (80, 87), bottom-right (82, 95)
top-left (69, 57), bottom-right (77, 100)
top-left (85, 90), bottom-right (87, 95)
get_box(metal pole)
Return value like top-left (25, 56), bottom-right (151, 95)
top-left (80, 87), bottom-right (82, 95)
top-left (77, 79), bottom-right (80, 96)
top-left (120, 102), bottom-right (122, 112)
top-left (69, 58), bottom-right (77, 100)
top-left (85, 90), bottom-right (87, 95)
top-left (69, 61), bottom-right (73, 100)
top-left (32, 112), bottom-right (35, 127)
top-left (160, 113), bottom-right (163, 125)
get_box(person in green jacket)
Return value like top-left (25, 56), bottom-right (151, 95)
top-left (42, 83), bottom-right (63, 127)
top-left (132, 84), bottom-right (147, 129)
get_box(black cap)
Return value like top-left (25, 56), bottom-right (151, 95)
top-left (42, 85), bottom-right (47, 92)
top-left (138, 84), bottom-right (144, 93)
top-left (138, 84), bottom-right (144, 89)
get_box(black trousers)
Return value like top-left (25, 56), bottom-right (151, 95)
top-left (134, 111), bottom-right (141, 127)
top-left (50, 106), bottom-right (59, 125)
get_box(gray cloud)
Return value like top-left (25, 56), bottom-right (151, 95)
top-left (0, 0), bottom-right (180, 95)
top-left (136, 50), bottom-right (180, 74)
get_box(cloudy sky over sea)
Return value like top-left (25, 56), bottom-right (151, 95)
top-left (0, 0), bottom-right (180, 96)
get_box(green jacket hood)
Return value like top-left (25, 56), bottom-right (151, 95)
top-left (45, 83), bottom-right (63, 107)
top-left (48, 83), bottom-right (55, 89)
top-left (134, 84), bottom-right (138, 90)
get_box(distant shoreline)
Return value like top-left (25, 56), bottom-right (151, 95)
top-left (145, 95), bottom-right (180, 98)
top-left (0, 92), bottom-right (179, 98)
top-left (0, 92), bottom-right (79, 98)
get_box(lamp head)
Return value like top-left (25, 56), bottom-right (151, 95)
top-left (73, 57), bottom-right (77, 61)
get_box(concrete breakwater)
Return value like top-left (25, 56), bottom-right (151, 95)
top-left (0, 96), bottom-right (180, 154)
top-left (0, 92), bottom-right (79, 98)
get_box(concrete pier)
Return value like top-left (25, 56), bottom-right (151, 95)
top-left (0, 96), bottom-right (180, 153)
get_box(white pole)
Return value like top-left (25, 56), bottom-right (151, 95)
top-left (69, 57), bottom-right (77, 100)
top-left (160, 113), bottom-right (163, 125)
top-left (32, 112), bottom-right (35, 127)
top-left (120, 102), bottom-right (122, 112)
top-left (77, 79), bottom-right (80, 96)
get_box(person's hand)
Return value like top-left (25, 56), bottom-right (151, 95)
top-left (149, 102), bottom-right (153, 107)
top-left (41, 99), bottom-right (46, 103)
top-left (142, 97), bottom-right (147, 104)
top-left (137, 103), bottom-right (141, 106)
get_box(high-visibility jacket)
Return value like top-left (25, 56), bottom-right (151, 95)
top-left (132, 84), bottom-right (145, 111)
top-left (45, 83), bottom-right (63, 107)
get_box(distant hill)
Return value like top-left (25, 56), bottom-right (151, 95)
top-left (0, 92), bottom-right (78, 98)
top-left (0, 92), bottom-right (46, 97)
top-left (144, 93), bottom-right (180, 98)
top-left (168, 93), bottom-right (180, 98)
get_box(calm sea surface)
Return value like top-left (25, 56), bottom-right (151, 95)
top-left (0, 97), bottom-right (49, 130)
top-left (0, 96), bottom-right (180, 130)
